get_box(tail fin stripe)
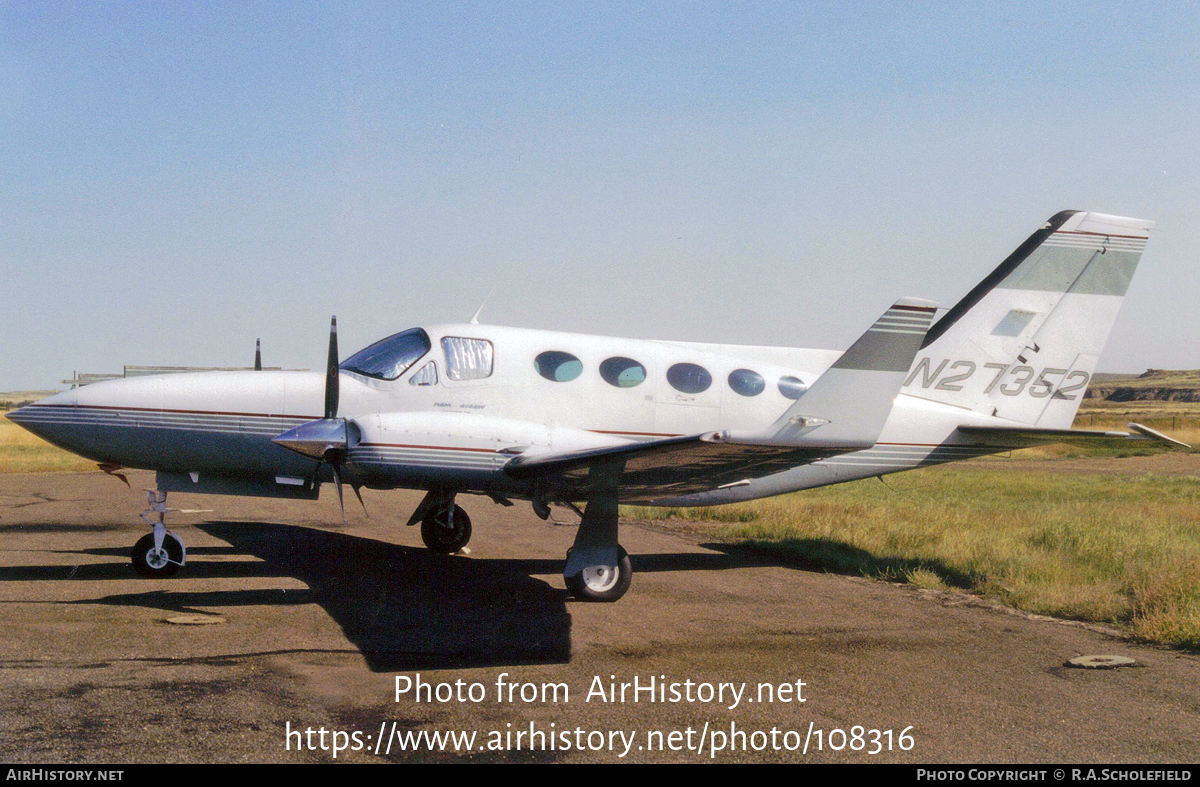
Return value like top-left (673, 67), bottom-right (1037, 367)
top-left (1055, 229), bottom-right (1150, 240)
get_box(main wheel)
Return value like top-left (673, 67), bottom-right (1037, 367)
top-left (565, 546), bottom-right (631, 602)
top-left (131, 532), bottom-right (184, 578)
top-left (421, 505), bottom-right (472, 553)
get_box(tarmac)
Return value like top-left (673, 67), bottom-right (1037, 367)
top-left (0, 470), bottom-right (1197, 763)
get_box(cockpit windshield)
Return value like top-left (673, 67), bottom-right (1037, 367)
top-left (340, 328), bottom-right (431, 381)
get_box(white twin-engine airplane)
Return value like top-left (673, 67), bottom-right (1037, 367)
top-left (7, 210), bottom-right (1185, 601)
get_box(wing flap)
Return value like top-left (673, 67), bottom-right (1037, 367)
top-left (504, 432), bottom-right (849, 502)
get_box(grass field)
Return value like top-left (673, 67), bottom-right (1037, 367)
top-left (626, 465), bottom-right (1200, 650)
top-left (0, 419), bottom-right (95, 473)
top-left (4, 390), bottom-right (1199, 650)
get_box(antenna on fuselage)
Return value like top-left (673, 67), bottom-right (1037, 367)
top-left (469, 283), bottom-right (498, 325)
top-left (254, 339), bottom-right (262, 371)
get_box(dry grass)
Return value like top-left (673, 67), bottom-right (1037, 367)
top-left (0, 390), bottom-right (57, 408)
top-left (998, 408), bottom-right (1200, 461)
top-left (0, 419), bottom-right (94, 473)
top-left (626, 467), bottom-right (1200, 650)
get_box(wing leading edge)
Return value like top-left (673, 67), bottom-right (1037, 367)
top-left (504, 297), bottom-right (938, 502)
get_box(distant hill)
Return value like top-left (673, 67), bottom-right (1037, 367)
top-left (1086, 369), bottom-right (1200, 402)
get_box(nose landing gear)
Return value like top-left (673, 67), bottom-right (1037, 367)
top-left (131, 490), bottom-right (187, 578)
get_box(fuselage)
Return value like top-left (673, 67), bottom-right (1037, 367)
top-left (8, 321), bottom-right (1010, 505)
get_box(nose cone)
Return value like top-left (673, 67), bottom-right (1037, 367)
top-left (5, 378), bottom-right (160, 461)
top-left (5, 389), bottom-right (79, 441)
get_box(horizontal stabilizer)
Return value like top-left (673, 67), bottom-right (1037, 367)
top-left (956, 423), bottom-right (1190, 449)
top-left (734, 297), bottom-right (938, 448)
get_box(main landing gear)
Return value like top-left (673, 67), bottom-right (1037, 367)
top-left (561, 460), bottom-right (632, 602)
top-left (420, 503), bottom-right (472, 554)
top-left (131, 490), bottom-right (187, 578)
top-left (408, 489), bottom-right (474, 554)
top-left (408, 481), bottom-right (633, 600)
top-left (565, 545), bottom-right (632, 602)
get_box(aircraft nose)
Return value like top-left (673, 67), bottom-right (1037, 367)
top-left (4, 389), bottom-right (79, 445)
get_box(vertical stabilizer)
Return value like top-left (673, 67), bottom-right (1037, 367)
top-left (901, 211), bottom-right (1153, 427)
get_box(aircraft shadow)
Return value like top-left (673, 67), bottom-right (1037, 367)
top-left (0, 521), bottom-right (575, 672)
top-left (0, 519), bottom-right (910, 673)
top-left (195, 521), bottom-right (575, 672)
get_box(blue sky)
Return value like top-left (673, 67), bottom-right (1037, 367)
top-left (2, 2), bottom-right (1197, 389)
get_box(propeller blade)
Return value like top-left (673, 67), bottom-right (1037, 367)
top-left (351, 483), bottom-right (368, 517)
top-left (254, 339), bottom-right (262, 371)
top-left (325, 316), bottom-right (339, 420)
top-left (329, 452), bottom-right (346, 525)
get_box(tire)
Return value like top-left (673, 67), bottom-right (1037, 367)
top-left (421, 505), bottom-right (472, 553)
top-left (131, 532), bottom-right (184, 578)
top-left (565, 546), bottom-right (631, 602)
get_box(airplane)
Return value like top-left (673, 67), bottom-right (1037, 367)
top-left (6, 210), bottom-right (1186, 602)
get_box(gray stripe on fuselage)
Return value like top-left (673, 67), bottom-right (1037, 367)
top-left (12, 405), bottom-right (509, 486)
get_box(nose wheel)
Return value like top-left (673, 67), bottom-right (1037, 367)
top-left (131, 490), bottom-right (187, 578)
top-left (132, 532), bottom-right (185, 577)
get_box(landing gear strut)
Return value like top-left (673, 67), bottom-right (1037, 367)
top-left (131, 490), bottom-right (187, 578)
top-left (563, 459), bottom-right (632, 602)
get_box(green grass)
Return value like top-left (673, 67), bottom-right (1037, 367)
top-left (625, 467), bottom-right (1200, 650)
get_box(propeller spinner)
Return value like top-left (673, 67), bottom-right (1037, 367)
top-left (272, 317), bottom-right (363, 521)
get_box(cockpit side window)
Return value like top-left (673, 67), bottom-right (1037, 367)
top-left (442, 337), bottom-right (494, 381)
top-left (340, 328), bottom-right (431, 381)
top-left (409, 361), bottom-right (438, 386)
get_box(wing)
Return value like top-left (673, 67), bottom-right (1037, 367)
top-left (504, 298), bottom-right (938, 502)
top-left (503, 431), bottom-right (845, 501)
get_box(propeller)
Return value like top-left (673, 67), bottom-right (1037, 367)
top-left (254, 339), bottom-right (262, 371)
top-left (272, 317), bottom-right (362, 522)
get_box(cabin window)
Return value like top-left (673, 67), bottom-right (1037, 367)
top-left (778, 375), bottom-right (807, 400)
top-left (442, 337), bottom-right (494, 381)
top-left (340, 328), bottom-right (430, 381)
top-left (409, 361), bottom-right (438, 386)
top-left (600, 357), bottom-right (646, 388)
top-left (728, 368), bottom-right (765, 397)
top-left (534, 351), bottom-right (583, 382)
top-left (667, 363), bottom-right (712, 394)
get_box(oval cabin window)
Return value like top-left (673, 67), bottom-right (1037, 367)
top-left (728, 368), bottom-right (765, 397)
top-left (599, 357), bottom-right (647, 388)
top-left (534, 351), bottom-right (583, 382)
top-left (667, 363), bottom-right (712, 394)
top-left (778, 375), bottom-right (808, 400)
